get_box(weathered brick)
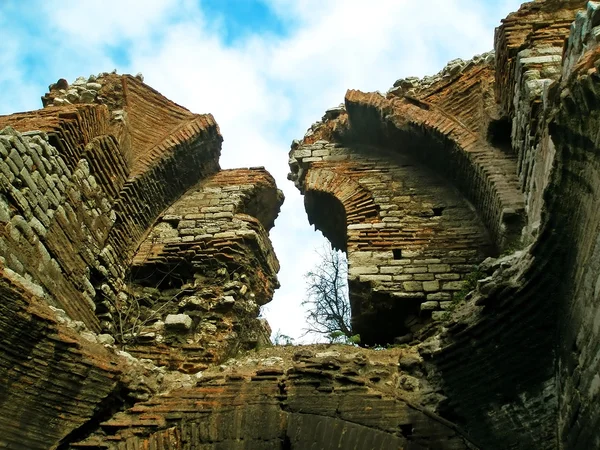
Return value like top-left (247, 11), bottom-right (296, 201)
top-left (349, 266), bottom-right (379, 276)
top-left (423, 281), bottom-right (440, 292)
top-left (442, 281), bottom-right (466, 291)
top-left (428, 264), bottom-right (451, 273)
top-left (420, 301), bottom-right (439, 311)
top-left (403, 281), bottom-right (423, 292)
top-left (360, 274), bottom-right (392, 282)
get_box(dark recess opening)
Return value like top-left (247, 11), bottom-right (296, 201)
top-left (350, 285), bottom-right (422, 346)
top-left (487, 118), bottom-right (512, 152)
top-left (282, 435), bottom-right (292, 450)
top-left (432, 207), bottom-right (445, 216)
top-left (392, 249), bottom-right (402, 259)
top-left (304, 190), bottom-right (348, 252)
top-left (399, 423), bottom-right (414, 437)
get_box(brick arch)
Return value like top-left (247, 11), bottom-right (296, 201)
top-left (303, 167), bottom-right (379, 252)
top-left (343, 89), bottom-right (526, 252)
top-left (289, 143), bottom-right (494, 345)
top-left (132, 168), bottom-right (282, 273)
top-left (0, 77), bottom-right (223, 333)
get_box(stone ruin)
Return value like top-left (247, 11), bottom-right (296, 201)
top-left (1, 1), bottom-right (600, 448)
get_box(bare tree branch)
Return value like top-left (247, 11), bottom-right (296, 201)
top-left (302, 245), bottom-right (354, 342)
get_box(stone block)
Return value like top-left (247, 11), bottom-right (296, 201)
top-left (420, 301), bottom-right (439, 311)
top-left (372, 251), bottom-right (394, 260)
top-left (403, 281), bottom-right (423, 292)
top-left (414, 258), bottom-right (442, 264)
top-left (426, 292), bottom-right (451, 301)
top-left (422, 281), bottom-right (440, 292)
top-left (393, 274), bottom-right (414, 281)
top-left (165, 314), bottom-right (193, 332)
top-left (414, 274), bottom-right (435, 281)
top-left (435, 273), bottom-right (461, 280)
top-left (428, 264), bottom-right (451, 273)
top-left (214, 231), bottom-right (236, 239)
top-left (359, 274), bottom-right (392, 282)
top-left (97, 334), bottom-right (115, 346)
top-left (442, 281), bottom-right (466, 291)
top-left (380, 266), bottom-right (404, 275)
top-left (8, 149), bottom-right (24, 172)
top-left (178, 220), bottom-right (195, 229)
top-left (392, 292), bottom-right (425, 299)
top-left (292, 149), bottom-right (311, 158)
top-left (349, 266), bottom-right (379, 276)
top-left (405, 266), bottom-right (427, 274)
top-left (348, 223), bottom-right (373, 230)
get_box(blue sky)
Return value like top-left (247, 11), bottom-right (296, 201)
top-left (0, 0), bottom-right (525, 341)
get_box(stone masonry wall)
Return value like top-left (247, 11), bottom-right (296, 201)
top-left (0, 74), bottom-right (283, 449)
top-left (288, 2), bottom-right (600, 449)
top-left (291, 142), bottom-right (492, 345)
top-left (492, 3), bottom-right (600, 447)
top-left (0, 74), bottom-right (223, 336)
top-left (495, 0), bottom-right (586, 241)
top-left (289, 55), bottom-right (524, 345)
top-left (112, 168), bottom-right (283, 372)
top-left (548, 3), bottom-right (600, 448)
top-left (0, 125), bottom-right (121, 331)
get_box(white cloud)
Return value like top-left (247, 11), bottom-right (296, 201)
top-left (1, 0), bottom-right (525, 341)
top-left (41, 0), bottom-right (181, 45)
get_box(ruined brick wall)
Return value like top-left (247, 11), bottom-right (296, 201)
top-left (0, 74), bottom-right (282, 449)
top-left (289, 1), bottom-right (600, 449)
top-left (495, 0), bottom-right (587, 241)
top-left (547, 4), bottom-right (600, 448)
top-left (0, 274), bottom-right (125, 449)
top-left (118, 168), bottom-right (283, 371)
top-left (4, 1), bottom-right (600, 449)
top-left (70, 348), bottom-right (477, 449)
top-left (291, 141), bottom-right (493, 345)
top-left (487, 2), bottom-right (600, 448)
top-left (289, 53), bottom-right (527, 346)
top-left (0, 74), bottom-right (222, 335)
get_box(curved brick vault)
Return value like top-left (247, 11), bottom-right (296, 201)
top-left (288, 1), bottom-right (600, 449)
top-left (3, 1), bottom-right (600, 449)
top-left (69, 349), bottom-right (477, 449)
top-left (0, 73), bottom-right (284, 448)
top-left (291, 146), bottom-right (494, 345)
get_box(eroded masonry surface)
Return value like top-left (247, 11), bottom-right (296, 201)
top-left (1, 0), bottom-right (600, 448)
